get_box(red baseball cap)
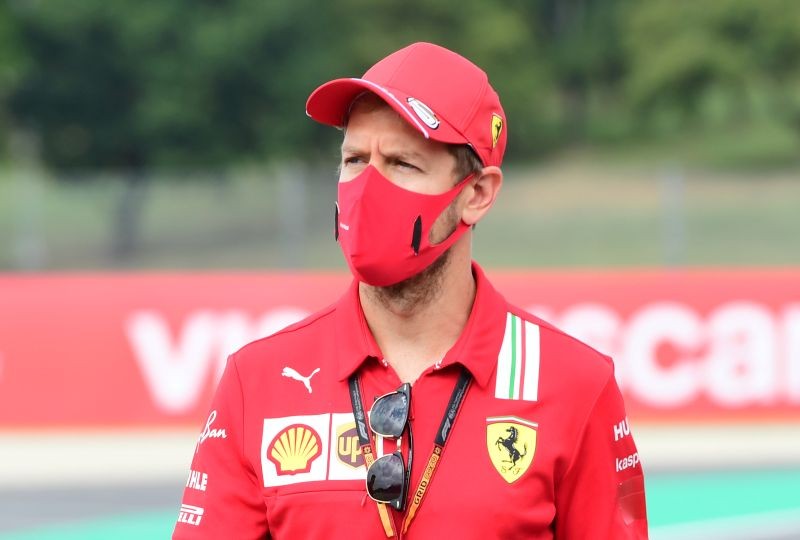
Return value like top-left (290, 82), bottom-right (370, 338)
top-left (306, 42), bottom-right (507, 167)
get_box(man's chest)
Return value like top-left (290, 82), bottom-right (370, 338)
top-left (237, 364), bottom-right (570, 539)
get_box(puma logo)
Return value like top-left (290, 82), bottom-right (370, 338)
top-left (281, 367), bottom-right (321, 394)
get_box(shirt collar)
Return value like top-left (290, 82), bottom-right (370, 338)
top-left (334, 261), bottom-right (507, 388)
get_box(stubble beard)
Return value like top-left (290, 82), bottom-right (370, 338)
top-left (370, 247), bottom-right (452, 314)
top-left (367, 201), bottom-right (460, 314)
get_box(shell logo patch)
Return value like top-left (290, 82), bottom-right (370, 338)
top-left (491, 114), bottom-right (503, 148)
top-left (487, 416), bottom-right (537, 483)
top-left (267, 423), bottom-right (322, 475)
top-left (263, 413), bottom-right (368, 486)
top-left (407, 97), bottom-right (440, 129)
top-left (261, 413), bottom-right (372, 486)
top-left (335, 422), bottom-right (364, 469)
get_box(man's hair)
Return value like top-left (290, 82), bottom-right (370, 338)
top-left (448, 144), bottom-right (484, 184)
top-left (346, 92), bottom-right (485, 184)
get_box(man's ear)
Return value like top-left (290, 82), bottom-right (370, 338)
top-left (461, 166), bottom-right (503, 226)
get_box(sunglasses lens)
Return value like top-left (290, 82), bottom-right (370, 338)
top-left (367, 453), bottom-right (405, 503)
top-left (371, 391), bottom-right (408, 438)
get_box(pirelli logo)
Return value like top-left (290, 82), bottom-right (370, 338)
top-left (178, 504), bottom-right (204, 526)
top-left (495, 313), bottom-right (540, 401)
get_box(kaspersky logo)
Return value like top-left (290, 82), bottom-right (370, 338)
top-left (267, 424), bottom-right (322, 475)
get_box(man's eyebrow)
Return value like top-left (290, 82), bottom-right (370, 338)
top-left (340, 145), bottom-right (426, 163)
top-left (340, 144), bottom-right (361, 155)
top-left (387, 149), bottom-right (426, 162)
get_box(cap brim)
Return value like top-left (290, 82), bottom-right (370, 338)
top-left (306, 78), bottom-right (468, 145)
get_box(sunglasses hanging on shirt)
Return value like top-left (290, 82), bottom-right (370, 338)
top-left (365, 383), bottom-right (413, 510)
top-left (348, 367), bottom-right (472, 537)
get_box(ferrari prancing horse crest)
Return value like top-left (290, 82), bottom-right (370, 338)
top-left (486, 416), bottom-right (537, 483)
top-left (491, 114), bottom-right (503, 148)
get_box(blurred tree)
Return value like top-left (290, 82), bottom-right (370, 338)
top-left (10, 2), bottom-right (146, 170)
top-left (0, 1), bottom-right (27, 160)
top-left (6, 0), bottom-right (554, 169)
top-left (6, 0), bottom-right (558, 257)
top-left (531, 0), bottom-right (632, 141)
top-left (8, 0), bottom-right (797, 176)
top-left (625, 0), bottom-right (800, 136)
top-left (9, 2), bottom-right (151, 258)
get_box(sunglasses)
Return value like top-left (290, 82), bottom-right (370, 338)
top-left (366, 383), bottom-right (413, 511)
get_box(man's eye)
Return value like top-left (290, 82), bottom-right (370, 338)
top-left (396, 160), bottom-right (419, 170)
top-left (343, 156), bottom-right (363, 166)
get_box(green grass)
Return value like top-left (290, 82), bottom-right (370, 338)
top-left (647, 468), bottom-right (800, 525)
top-left (0, 511), bottom-right (175, 540)
top-left (475, 160), bottom-right (800, 268)
top-left (1, 157), bottom-right (799, 270)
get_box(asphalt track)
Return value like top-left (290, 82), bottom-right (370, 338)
top-left (0, 483), bottom-right (182, 534)
top-left (2, 469), bottom-right (800, 539)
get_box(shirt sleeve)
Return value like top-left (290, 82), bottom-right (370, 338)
top-left (173, 355), bottom-right (268, 539)
top-left (554, 366), bottom-right (649, 540)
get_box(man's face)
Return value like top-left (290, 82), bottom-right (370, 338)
top-left (339, 100), bottom-right (459, 195)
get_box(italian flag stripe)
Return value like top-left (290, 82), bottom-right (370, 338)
top-left (508, 314), bottom-right (517, 399)
top-left (522, 322), bottom-right (540, 401)
top-left (495, 313), bottom-right (514, 399)
top-left (495, 313), bottom-right (540, 402)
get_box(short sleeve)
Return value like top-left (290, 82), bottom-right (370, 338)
top-left (173, 355), bottom-right (268, 539)
top-left (554, 367), bottom-right (649, 539)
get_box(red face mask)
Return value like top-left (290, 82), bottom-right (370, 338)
top-left (335, 165), bottom-right (472, 287)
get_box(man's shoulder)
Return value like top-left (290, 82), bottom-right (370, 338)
top-left (231, 302), bottom-right (338, 369)
top-left (505, 301), bottom-right (614, 381)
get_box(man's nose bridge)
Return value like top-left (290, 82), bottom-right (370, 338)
top-left (364, 159), bottom-right (395, 187)
top-left (366, 144), bottom-right (388, 176)
top-left (369, 161), bottom-right (390, 179)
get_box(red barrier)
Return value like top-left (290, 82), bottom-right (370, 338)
top-left (1, 270), bottom-right (798, 427)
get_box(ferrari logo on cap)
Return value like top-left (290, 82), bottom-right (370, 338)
top-left (487, 416), bottom-right (537, 483)
top-left (491, 114), bottom-right (503, 148)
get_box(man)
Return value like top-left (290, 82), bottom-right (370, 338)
top-left (174, 42), bottom-right (648, 539)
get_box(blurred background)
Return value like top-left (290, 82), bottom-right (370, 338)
top-left (0, 0), bottom-right (799, 538)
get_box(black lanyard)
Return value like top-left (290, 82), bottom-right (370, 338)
top-left (348, 367), bottom-right (472, 536)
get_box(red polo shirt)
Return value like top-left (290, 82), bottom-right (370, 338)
top-left (173, 263), bottom-right (648, 539)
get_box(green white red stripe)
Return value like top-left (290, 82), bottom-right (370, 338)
top-left (495, 313), bottom-right (540, 401)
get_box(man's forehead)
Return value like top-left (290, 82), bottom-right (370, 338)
top-left (347, 91), bottom-right (390, 116)
top-left (342, 106), bottom-right (435, 152)
top-left (345, 96), bottom-right (411, 131)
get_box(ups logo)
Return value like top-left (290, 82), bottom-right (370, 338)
top-left (336, 423), bottom-right (364, 469)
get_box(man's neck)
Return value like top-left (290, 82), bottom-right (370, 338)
top-left (359, 242), bottom-right (476, 384)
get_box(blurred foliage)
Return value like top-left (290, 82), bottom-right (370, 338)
top-left (0, 1), bottom-right (26, 150)
top-left (626, 0), bottom-right (800, 135)
top-left (0, 0), bottom-right (799, 173)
